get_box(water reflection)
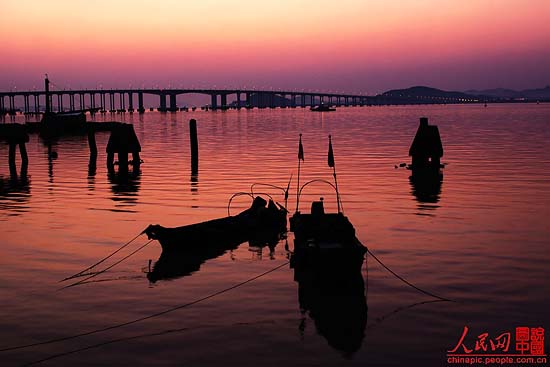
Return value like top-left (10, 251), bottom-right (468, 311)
top-left (409, 171), bottom-right (443, 205)
top-left (291, 252), bottom-right (367, 357)
top-left (0, 165), bottom-right (31, 214)
top-left (147, 239), bottom-right (244, 283)
top-left (190, 172), bottom-right (198, 194)
top-left (108, 163), bottom-right (141, 206)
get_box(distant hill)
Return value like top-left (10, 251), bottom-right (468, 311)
top-left (465, 86), bottom-right (550, 100)
top-left (382, 86), bottom-right (472, 99)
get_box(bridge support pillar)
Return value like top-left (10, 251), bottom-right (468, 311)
top-left (211, 94), bottom-right (217, 110)
top-left (128, 93), bottom-right (134, 112)
top-left (246, 93), bottom-right (251, 108)
top-left (118, 93), bottom-right (125, 112)
top-left (220, 94), bottom-right (227, 109)
top-left (9, 96), bottom-right (14, 111)
top-left (236, 93), bottom-right (241, 109)
top-left (23, 95), bottom-right (29, 114)
top-left (169, 94), bottom-right (177, 111)
top-left (159, 94), bottom-right (167, 112)
top-left (138, 93), bottom-right (144, 113)
top-left (109, 93), bottom-right (115, 112)
top-left (0, 96), bottom-right (4, 114)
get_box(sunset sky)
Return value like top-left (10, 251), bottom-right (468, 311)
top-left (1, 0), bottom-right (549, 93)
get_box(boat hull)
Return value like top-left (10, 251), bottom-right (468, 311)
top-left (145, 196), bottom-right (287, 252)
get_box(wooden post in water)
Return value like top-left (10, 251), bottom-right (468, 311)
top-left (189, 119), bottom-right (198, 174)
top-left (88, 127), bottom-right (97, 175)
top-left (8, 143), bottom-right (17, 175)
top-left (19, 141), bottom-right (28, 166)
top-left (88, 128), bottom-right (97, 157)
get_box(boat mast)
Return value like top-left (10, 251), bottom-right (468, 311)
top-left (328, 135), bottom-right (342, 213)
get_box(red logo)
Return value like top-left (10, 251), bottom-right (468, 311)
top-left (447, 326), bottom-right (547, 365)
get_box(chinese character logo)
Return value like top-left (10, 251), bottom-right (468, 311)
top-left (449, 326), bottom-right (544, 355)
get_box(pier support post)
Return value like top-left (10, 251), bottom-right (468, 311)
top-left (8, 143), bottom-right (17, 174)
top-left (220, 94), bottom-right (227, 109)
top-left (34, 95), bottom-right (39, 113)
top-left (5, 125), bottom-right (29, 174)
top-left (246, 93), bottom-right (251, 108)
top-left (88, 128), bottom-right (97, 174)
top-left (128, 92), bottom-right (134, 112)
top-left (236, 93), bottom-right (241, 109)
top-left (106, 123), bottom-right (142, 173)
top-left (189, 119), bottom-right (198, 174)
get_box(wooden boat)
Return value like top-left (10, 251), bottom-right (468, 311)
top-left (290, 198), bottom-right (366, 270)
top-left (144, 196), bottom-right (287, 252)
top-left (310, 104), bottom-right (336, 112)
top-left (289, 189), bottom-right (366, 355)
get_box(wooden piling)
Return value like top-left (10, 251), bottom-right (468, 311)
top-left (8, 143), bottom-right (17, 174)
top-left (88, 129), bottom-right (97, 158)
top-left (19, 142), bottom-right (28, 166)
top-left (189, 119), bottom-right (198, 173)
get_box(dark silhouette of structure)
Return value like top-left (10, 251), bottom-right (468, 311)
top-left (0, 124), bottom-right (29, 175)
top-left (0, 83), bottom-right (371, 114)
top-left (407, 117), bottom-right (444, 205)
top-left (106, 123), bottom-right (142, 172)
top-left (408, 117), bottom-right (443, 172)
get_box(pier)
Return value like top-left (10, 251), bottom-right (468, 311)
top-left (0, 87), bottom-right (373, 115)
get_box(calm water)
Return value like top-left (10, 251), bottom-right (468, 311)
top-left (1, 104), bottom-right (549, 366)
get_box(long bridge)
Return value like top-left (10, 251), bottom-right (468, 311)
top-left (0, 87), bottom-right (373, 115)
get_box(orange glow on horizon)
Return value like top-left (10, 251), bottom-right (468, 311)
top-left (1, 0), bottom-right (549, 91)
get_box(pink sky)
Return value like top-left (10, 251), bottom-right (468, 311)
top-left (1, 0), bottom-right (549, 93)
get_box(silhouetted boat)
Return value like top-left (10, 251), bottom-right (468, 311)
top-left (310, 104), bottom-right (336, 112)
top-left (290, 198), bottom-right (366, 269)
top-left (144, 196), bottom-right (287, 252)
top-left (38, 111), bottom-right (87, 137)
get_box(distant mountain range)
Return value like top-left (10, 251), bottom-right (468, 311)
top-left (379, 85), bottom-right (550, 102)
top-left (464, 86), bottom-right (550, 100)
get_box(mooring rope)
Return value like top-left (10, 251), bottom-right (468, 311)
top-left (60, 240), bottom-right (154, 290)
top-left (60, 232), bottom-right (144, 282)
top-left (363, 241), bottom-right (452, 302)
top-left (0, 261), bottom-right (289, 352)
